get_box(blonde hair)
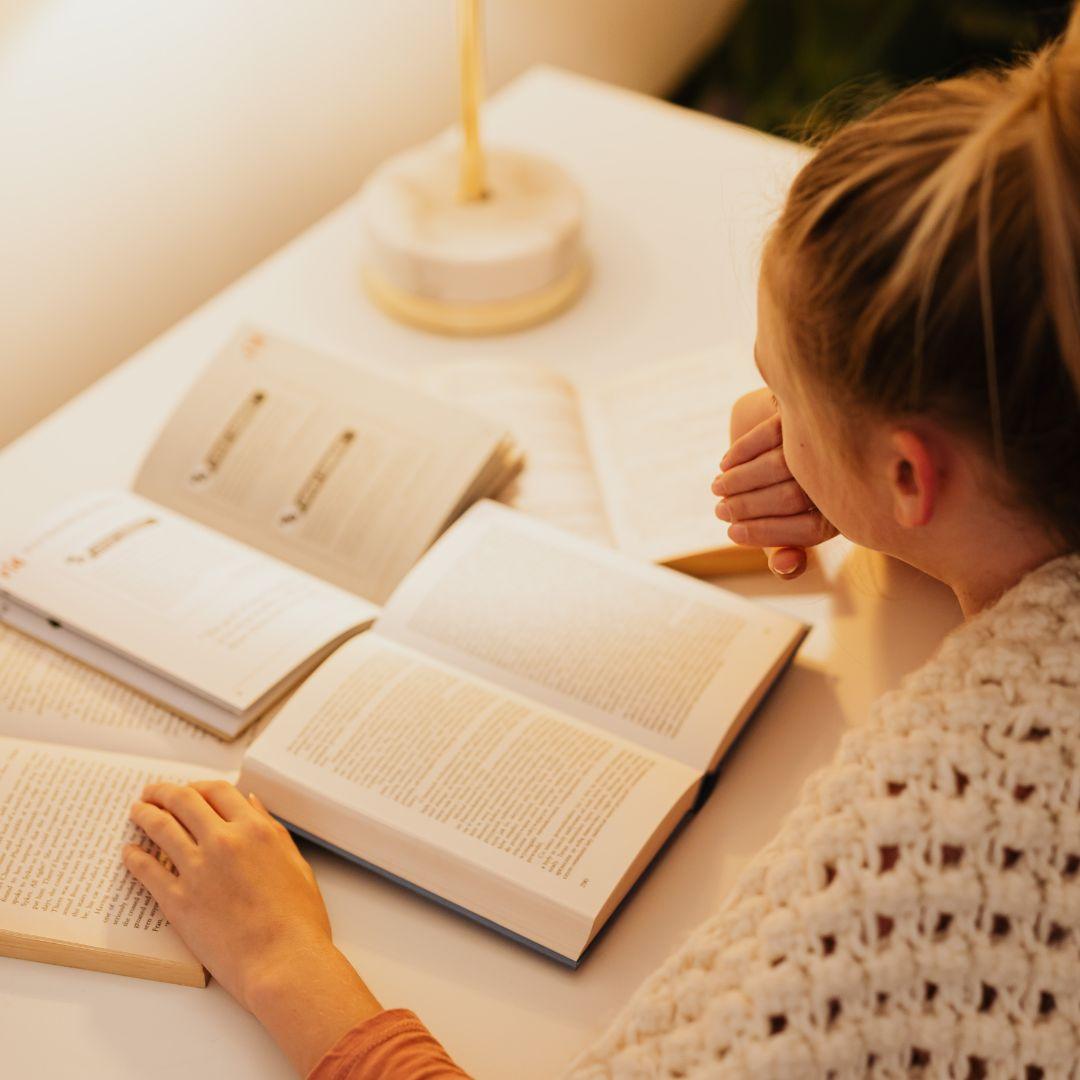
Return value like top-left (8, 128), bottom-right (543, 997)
top-left (770, 9), bottom-right (1080, 547)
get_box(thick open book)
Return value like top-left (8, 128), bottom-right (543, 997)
top-left (238, 501), bottom-right (807, 966)
top-left (0, 328), bottom-right (519, 739)
top-left (423, 345), bottom-right (765, 574)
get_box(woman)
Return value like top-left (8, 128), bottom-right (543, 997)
top-left (123, 14), bottom-right (1080, 1079)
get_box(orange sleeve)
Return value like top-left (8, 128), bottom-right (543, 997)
top-left (307, 1008), bottom-right (472, 1080)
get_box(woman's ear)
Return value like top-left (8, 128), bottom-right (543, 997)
top-left (888, 428), bottom-right (939, 528)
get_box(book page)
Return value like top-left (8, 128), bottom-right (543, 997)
top-left (577, 345), bottom-right (759, 563)
top-left (0, 491), bottom-right (375, 714)
top-left (0, 626), bottom-right (263, 770)
top-left (240, 635), bottom-right (699, 944)
top-left (377, 503), bottom-right (806, 772)
top-left (135, 327), bottom-right (513, 603)
top-left (422, 362), bottom-right (613, 545)
top-left (0, 737), bottom-right (219, 985)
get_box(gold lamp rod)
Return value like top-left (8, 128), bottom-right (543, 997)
top-left (458, 0), bottom-right (487, 201)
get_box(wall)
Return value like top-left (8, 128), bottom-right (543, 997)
top-left (0, 0), bottom-right (742, 446)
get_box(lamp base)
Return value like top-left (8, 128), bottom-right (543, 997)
top-left (361, 257), bottom-right (588, 336)
top-left (360, 142), bottom-right (587, 336)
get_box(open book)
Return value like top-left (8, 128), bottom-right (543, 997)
top-left (0, 328), bottom-right (519, 738)
top-left (0, 626), bottom-right (263, 986)
top-left (0, 735), bottom-right (223, 988)
top-left (422, 345), bottom-right (765, 574)
top-left (238, 501), bottom-right (807, 965)
top-left (0, 502), bottom-right (804, 984)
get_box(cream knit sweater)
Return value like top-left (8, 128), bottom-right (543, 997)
top-left (568, 554), bottom-right (1080, 1080)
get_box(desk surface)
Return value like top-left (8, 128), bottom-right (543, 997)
top-left (0, 67), bottom-right (963, 1079)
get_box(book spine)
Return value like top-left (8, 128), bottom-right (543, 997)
top-left (277, 818), bottom-right (581, 969)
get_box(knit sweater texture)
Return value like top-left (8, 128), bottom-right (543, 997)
top-left (567, 553), bottom-right (1080, 1080)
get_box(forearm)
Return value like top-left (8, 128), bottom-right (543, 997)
top-left (310, 1009), bottom-right (472, 1080)
top-left (246, 940), bottom-right (383, 1077)
top-left (122, 784), bottom-right (458, 1076)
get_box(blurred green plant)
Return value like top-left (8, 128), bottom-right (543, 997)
top-left (677, 0), bottom-right (1070, 134)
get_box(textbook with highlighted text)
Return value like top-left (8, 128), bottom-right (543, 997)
top-left (0, 327), bottom-right (521, 740)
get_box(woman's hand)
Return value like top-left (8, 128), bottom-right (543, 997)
top-left (712, 387), bottom-right (836, 579)
top-left (125, 780), bottom-right (382, 1075)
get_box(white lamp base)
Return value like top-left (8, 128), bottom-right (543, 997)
top-left (360, 141), bottom-right (587, 336)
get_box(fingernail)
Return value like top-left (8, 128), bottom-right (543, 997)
top-left (711, 476), bottom-right (726, 496)
top-left (719, 454), bottom-right (732, 471)
top-left (771, 550), bottom-right (801, 576)
top-left (728, 524), bottom-right (748, 543)
top-left (714, 500), bottom-right (732, 522)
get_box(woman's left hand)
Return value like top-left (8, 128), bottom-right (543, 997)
top-left (713, 387), bottom-right (837, 578)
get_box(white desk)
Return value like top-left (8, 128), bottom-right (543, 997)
top-left (0, 67), bottom-right (963, 1079)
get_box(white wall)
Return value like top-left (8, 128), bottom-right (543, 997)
top-left (0, 0), bottom-right (742, 447)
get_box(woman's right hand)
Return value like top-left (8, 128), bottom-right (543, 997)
top-left (125, 781), bottom-right (383, 1076)
top-left (711, 387), bottom-right (836, 579)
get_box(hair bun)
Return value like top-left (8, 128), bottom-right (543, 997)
top-left (771, 5), bottom-right (1080, 550)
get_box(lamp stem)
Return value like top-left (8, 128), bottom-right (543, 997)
top-left (458, 0), bottom-right (487, 201)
